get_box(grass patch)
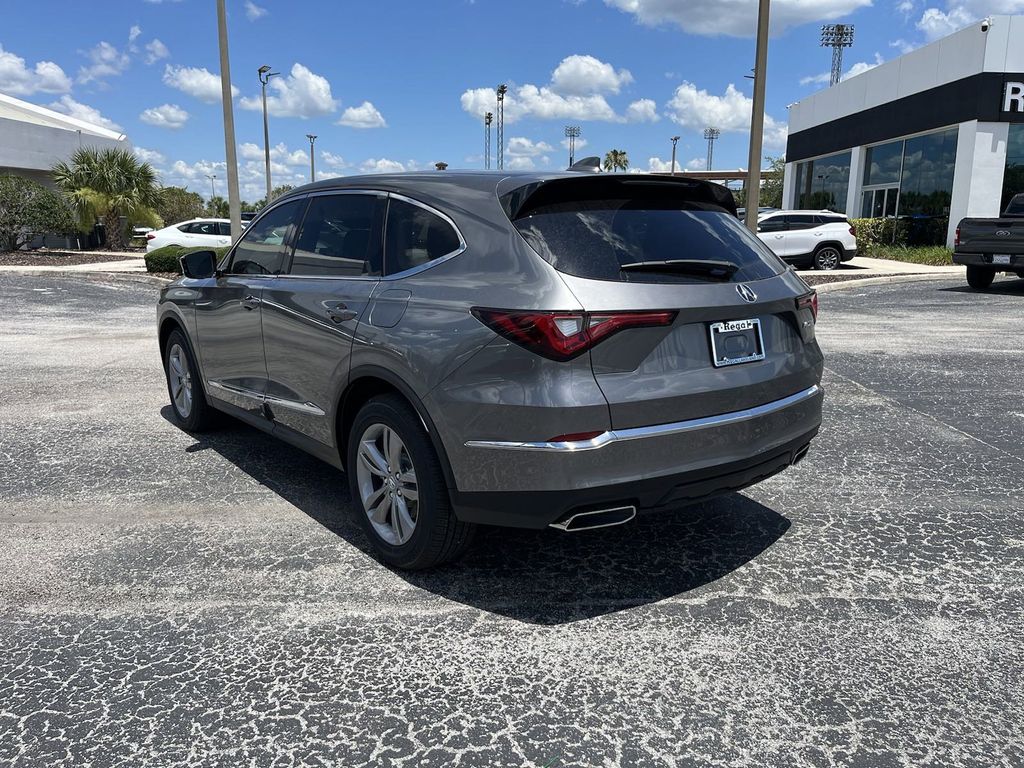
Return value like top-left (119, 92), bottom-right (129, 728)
top-left (862, 244), bottom-right (954, 266)
top-left (145, 245), bottom-right (230, 274)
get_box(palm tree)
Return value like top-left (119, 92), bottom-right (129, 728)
top-left (205, 196), bottom-right (230, 218)
top-left (602, 149), bottom-right (630, 173)
top-left (52, 147), bottom-right (161, 251)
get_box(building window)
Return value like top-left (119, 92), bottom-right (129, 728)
top-left (863, 140), bottom-right (904, 187)
top-left (899, 128), bottom-right (958, 217)
top-left (1003, 124), bottom-right (1024, 212)
top-left (793, 151), bottom-right (851, 213)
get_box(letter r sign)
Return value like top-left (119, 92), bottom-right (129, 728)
top-left (1005, 81), bottom-right (1024, 113)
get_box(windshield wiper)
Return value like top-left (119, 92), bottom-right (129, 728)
top-left (620, 259), bottom-right (739, 279)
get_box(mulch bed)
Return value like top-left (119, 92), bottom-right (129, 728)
top-left (801, 273), bottom-right (886, 287)
top-left (0, 250), bottom-right (143, 267)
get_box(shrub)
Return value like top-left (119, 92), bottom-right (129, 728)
top-left (863, 245), bottom-right (953, 266)
top-left (145, 244), bottom-right (229, 274)
top-left (850, 217), bottom-right (908, 248)
top-left (0, 174), bottom-right (77, 251)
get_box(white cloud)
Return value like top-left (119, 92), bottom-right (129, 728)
top-left (507, 156), bottom-right (537, 170)
top-left (239, 63), bottom-right (337, 118)
top-left (134, 146), bottom-right (166, 165)
top-left (560, 136), bottom-right (589, 151)
top-left (140, 103), bottom-right (189, 129)
top-left (0, 44), bottom-right (72, 95)
top-left (604, 0), bottom-right (872, 36)
top-left (685, 157), bottom-right (707, 171)
top-left (913, 1), bottom-right (1024, 41)
top-left (666, 81), bottom-right (787, 147)
top-left (337, 100), bottom-right (387, 128)
top-left (48, 95), bottom-right (122, 131)
top-left (625, 98), bottom-right (659, 122)
top-left (550, 54), bottom-right (633, 95)
top-left (800, 53), bottom-right (884, 86)
top-left (321, 151), bottom-right (348, 169)
top-left (77, 40), bottom-right (130, 84)
top-left (507, 137), bottom-right (555, 157)
top-left (360, 158), bottom-right (406, 174)
top-left (245, 0), bottom-right (268, 20)
top-left (144, 39), bottom-right (170, 65)
top-left (129, 26), bottom-right (142, 44)
top-left (239, 141), bottom-right (309, 166)
top-left (163, 64), bottom-right (239, 103)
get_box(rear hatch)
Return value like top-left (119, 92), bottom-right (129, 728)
top-left (958, 218), bottom-right (1024, 255)
top-left (502, 176), bottom-right (822, 430)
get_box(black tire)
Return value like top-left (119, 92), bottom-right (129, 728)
top-left (812, 244), bottom-right (842, 271)
top-left (966, 265), bottom-right (995, 290)
top-left (164, 329), bottom-right (216, 432)
top-left (347, 394), bottom-right (475, 569)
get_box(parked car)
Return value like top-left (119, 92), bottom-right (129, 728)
top-left (157, 172), bottom-right (824, 569)
top-left (736, 206), bottom-right (779, 219)
top-left (146, 218), bottom-right (233, 252)
top-left (953, 193), bottom-right (1024, 289)
top-left (756, 210), bottom-right (857, 270)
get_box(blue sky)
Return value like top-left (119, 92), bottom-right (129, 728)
top-left (1, 0), bottom-right (1016, 200)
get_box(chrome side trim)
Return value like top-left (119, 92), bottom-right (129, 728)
top-left (206, 380), bottom-right (325, 417)
top-left (464, 384), bottom-right (822, 452)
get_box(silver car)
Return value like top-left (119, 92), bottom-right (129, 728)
top-left (157, 172), bottom-right (824, 569)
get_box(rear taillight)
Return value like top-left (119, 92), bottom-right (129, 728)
top-left (146, 232), bottom-right (156, 240)
top-left (849, 225), bottom-right (856, 237)
top-left (955, 226), bottom-right (961, 247)
top-left (797, 292), bottom-right (818, 322)
top-left (472, 308), bottom-right (677, 361)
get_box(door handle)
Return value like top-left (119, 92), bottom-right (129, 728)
top-left (241, 295), bottom-right (261, 310)
top-left (326, 304), bottom-right (357, 323)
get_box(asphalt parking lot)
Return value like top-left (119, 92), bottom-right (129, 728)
top-left (2, 272), bottom-right (1023, 767)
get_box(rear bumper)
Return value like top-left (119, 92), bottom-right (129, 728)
top-left (447, 384), bottom-right (824, 527)
top-left (953, 252), bottom-right (1024, 269)
top-left (842, 247), bottom-right (857, 262)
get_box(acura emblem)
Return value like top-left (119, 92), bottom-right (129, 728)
top-left (996, 230), bottom-right (1011, 237)
top-left (736, 284), bottom-right (757, 303)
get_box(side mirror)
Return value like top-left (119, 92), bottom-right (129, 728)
top-left (180, 249), bottom-right (218, 279)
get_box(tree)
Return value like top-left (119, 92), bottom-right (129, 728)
top-left (156, 186), bottom-right (203, 227)
top-left (52, 147), bottom-right (161, 250)
top-left (760, 155), bottom-right (785, 209)
top-left (252, 184), bottom-right (295, 211)
top-left (0, 175), bottom-right (77, 251)
top-left (603, 149), bottom-right (630, 173)
top-left (205, 195), bottom-right (230, 218)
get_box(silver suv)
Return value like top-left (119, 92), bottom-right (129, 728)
top-left (157, 172), bottom-right (824, 569)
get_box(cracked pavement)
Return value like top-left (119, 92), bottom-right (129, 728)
top-left (1, 273), bottom-right (1022, 767)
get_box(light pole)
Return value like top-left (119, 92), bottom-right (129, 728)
top-left (215, 0), bottom-right (241, 241)
top-left (496, 84), bottom-right (507, 170)
top-left (816, 173), bottom-right (830, 206)
top-left (669, 135), bottom-right (680, 176)
top-left (744, 0), bottom-right (770, 233)
top-left (207, 174), bottom-right (217, 199)
top-left (484, 112), bottom-right (492, 170)
top-left (257, 64), bottom-right (278, 202)
top-left (821, 24), bottom-right (855, 87)
top-left (704, 127), bottom-right (720, 171)
top-left (564, 125), bottom-right (581, 167)
top-left (306, 134), bottom-right (317, 182)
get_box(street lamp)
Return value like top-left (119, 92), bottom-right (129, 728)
top-left (257, 64), bottom-right (279, 202)
top-left (564, 125), bottom-right (581, 166)
top-left (669, 135), bottom-right (681, 176)
top-left (306, 134), bottom-right (317, 182)
top-left (816, 173), bottom-right (830, 206)
top-left (207, 174), bottom-right (217, 199)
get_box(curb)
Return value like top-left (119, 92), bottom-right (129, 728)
top-left (2, 269), bottom-right (172, 287)
top-left (812, 272), bottom-right (961, 293)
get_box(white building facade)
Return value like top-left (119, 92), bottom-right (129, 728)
top-left (0, 92), bottom-right (129, 186)
top-left (783, 16), bottom-right (1024, 247)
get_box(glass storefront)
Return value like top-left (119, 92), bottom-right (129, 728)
top-left (1003, 124), bottom-right (1024, 212)
top-left (863, 140), bottom-right (904, 187)
top-left (793, 151), bottom-right (851, 213)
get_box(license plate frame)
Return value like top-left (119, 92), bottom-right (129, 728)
top-left (993, 254), bottom-right (1012, 265)
top-left (709, 318), bottom-right (765, 368)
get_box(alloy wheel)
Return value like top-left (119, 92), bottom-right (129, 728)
top-left (816, 247), bottom-right (841, 270)
top-left (356, 423), bottom-right (419, 546)
top-left (168, 344), bottom-right (193, 418)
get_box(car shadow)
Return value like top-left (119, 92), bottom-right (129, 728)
top-left (939, 277), bottom-right (1024, 295)
top-left (163, 407), bottom-right (791, 625)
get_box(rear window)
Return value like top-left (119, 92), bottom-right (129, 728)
top-left (1005, 194), bottom-right (1024, 216)
top-left (512, 198), bottom-right (785, 283)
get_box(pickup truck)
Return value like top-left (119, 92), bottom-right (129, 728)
top-left (954, 193), bottom-right (1024, 289)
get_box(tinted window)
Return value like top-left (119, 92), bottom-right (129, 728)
top-left (816, 215), bottom-right (846, 225)
top-left (758, 217), bottom-right (786, 233)
top-left (190, 220), bottom-right (219, 236)
top-left (385, 198), bottom-right (461, 275)
top-left (513, 198), bottom-right (784, 284)
top-left (227, 201), bottom-right (301, 275)
top-left (216, 222), bottom-right (232, 237)
top-left (177, 223), bottom-right (192, 233)
top-left (291, 194), bottom-right (383, 277)
top-left (787, 215), bottom-right (818, 230)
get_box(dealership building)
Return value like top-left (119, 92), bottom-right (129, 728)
top-left (783, 15), bottom-right (1024, 247)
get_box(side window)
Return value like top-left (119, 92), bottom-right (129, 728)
top-left (290, 194), bottom-right (384, 277)
top-left (226, 200), bottom-right (301, 275)
top-left (788, 214), bottom-right (817, 230)
top-left (217, 222), bottom-right (232, 237)
top-left (177, 223), bottom-right (194, 233)
top-left (758, 217), bottom-right (786, 233)
top-left (384, 198), bottom-right (462, 276)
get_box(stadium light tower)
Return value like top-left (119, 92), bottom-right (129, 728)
top-left (821, 24), bottom-right (855, 86)
top-left (564, 125), bottom-right (581, 166)
top-left (703, 127), bottom-right (721, 171)
top-left (484, 112), bottom-right (493, 170)
top-left (495, 84), bottom-right (507, 170)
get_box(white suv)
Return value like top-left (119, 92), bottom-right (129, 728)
top-left (756, 211), bottom-right (857, 270)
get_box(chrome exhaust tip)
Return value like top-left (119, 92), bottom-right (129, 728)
top-left (549, 505), bottom-right (637, 532)
top-left (792, 444), bottom-right (811, 465)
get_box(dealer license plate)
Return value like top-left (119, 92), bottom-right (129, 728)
top-left (993, 254), bottom-right (1012, 265)
top-left (710, 318), bottom-right (765, 368)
